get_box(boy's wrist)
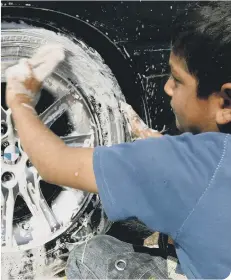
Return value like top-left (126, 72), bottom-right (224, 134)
top-left (9, 94), bottom-right (34, 110)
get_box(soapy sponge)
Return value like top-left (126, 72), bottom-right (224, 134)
top-left (28, 44), bottom-right (65, 82)
top-left (5, 44), bottom-right (65, 106)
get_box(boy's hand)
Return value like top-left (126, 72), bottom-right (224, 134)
top-left (5, 44), bottom-right (65, 109)
top-left (5, 58), bottom-right (41, 108)
top-left (120, 101), bottom-right (163, 138)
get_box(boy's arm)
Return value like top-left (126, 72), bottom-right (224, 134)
top-left (10, 98), bottom-right (162, 193)
top-left (5, 47), bottom-right (161, 194)
top-left (8, 97), bottom-right (161, 194)
top-left (6, 47), bottom-right (98, 193)
top-left (10, 95), bottom-right (98, 193)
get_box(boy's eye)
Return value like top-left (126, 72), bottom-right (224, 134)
top-left (170, 74), bottom-right (180, 84)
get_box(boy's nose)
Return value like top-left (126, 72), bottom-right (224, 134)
top-left (164, 77), bottom-right (174, 97)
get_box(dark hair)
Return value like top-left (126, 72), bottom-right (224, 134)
top-left (172, 2), bottom-right (231, 98)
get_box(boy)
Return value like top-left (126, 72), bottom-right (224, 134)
top-left (5, 2), bottom-right (231, 279)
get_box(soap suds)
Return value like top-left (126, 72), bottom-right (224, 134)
top-left (29, 44), bottom-right (65, 82)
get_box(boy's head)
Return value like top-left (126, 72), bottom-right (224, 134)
top-left (164, 2), bottom-right (231, 134)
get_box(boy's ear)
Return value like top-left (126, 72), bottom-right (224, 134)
top-left (221, 83), bottom-right (231, 98)
top-left (216, 83), bottom-right (231, 125)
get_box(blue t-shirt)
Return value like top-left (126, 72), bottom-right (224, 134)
top-left (93, 132), bottom-right (231, 279)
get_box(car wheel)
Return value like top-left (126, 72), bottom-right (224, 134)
top-left (1, 5), bottom-right (142, 279)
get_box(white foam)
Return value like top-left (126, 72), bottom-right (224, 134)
top-left (29, 44), bottom-right (65, 82)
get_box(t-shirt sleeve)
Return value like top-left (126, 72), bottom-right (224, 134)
top-left (93, 133), bottom-right (221, 238)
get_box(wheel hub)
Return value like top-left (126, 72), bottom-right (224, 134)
top-left (3, 144), bottom-right (21, 165)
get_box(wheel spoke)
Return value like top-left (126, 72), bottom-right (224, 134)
top-left (39, 94), bottom-right (76, 128)
top-left (1, 107), bottom-right (7, 122)
top-left (6, 113), bottom-right (16, 147)
top-left (1, 186), bottom-right (19, 246)
top-left (1, 108), bottom-right (9, 140)
top-left (19, 168), bottom-right (61, 233)
top-left (60, 133), bottom-right (93, 147)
